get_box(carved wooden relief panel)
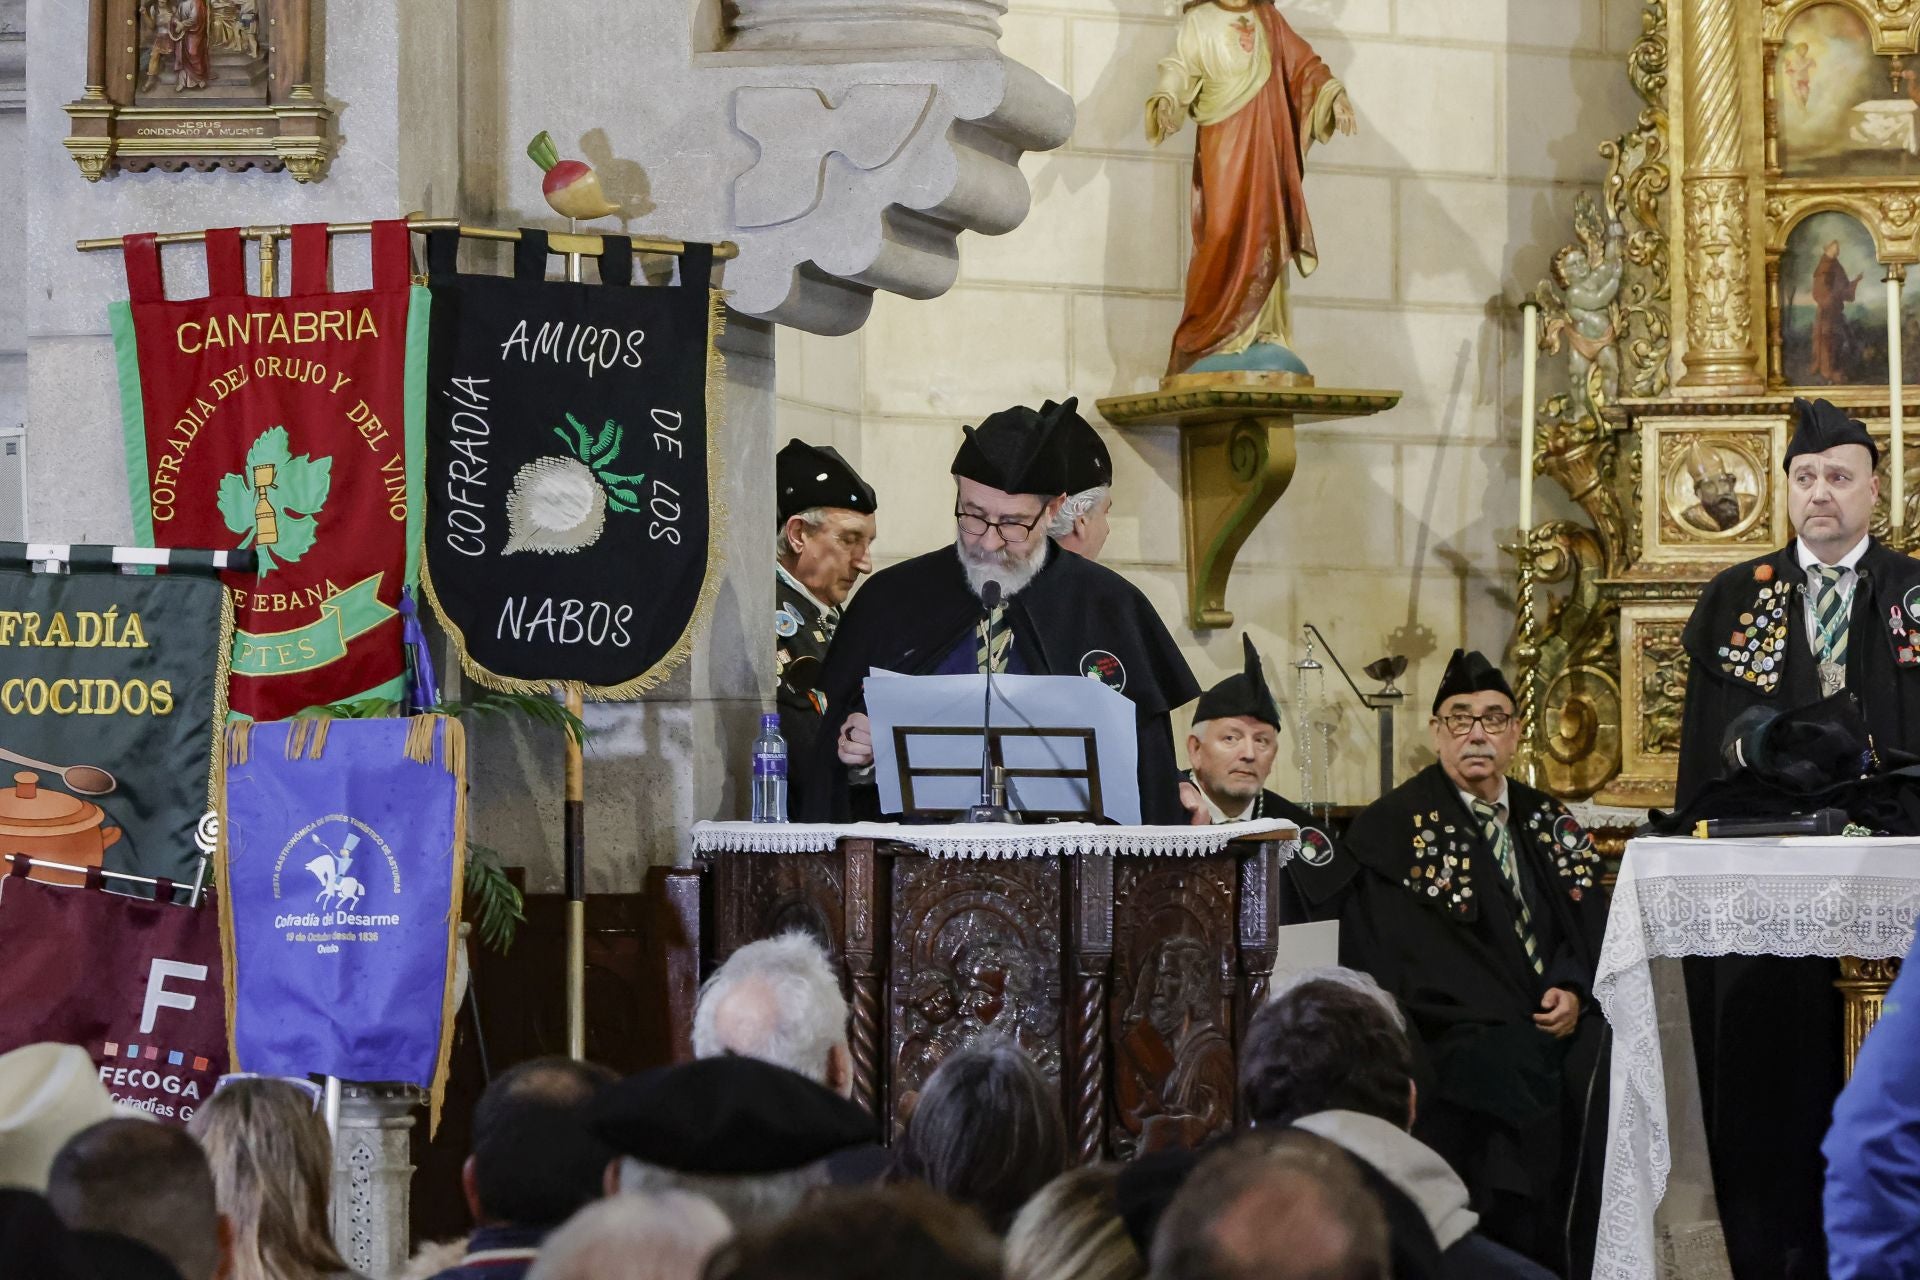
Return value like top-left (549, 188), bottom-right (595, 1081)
top-left (711, 851), bottom-right (847, 976)
top-left (1612, 603), bottom-right (1698, 806)
top-left (1107, 857), bottom-right (1238, 1159)
top-left (888, 856), bottom-right (1063, 1138)
top-left (1637, 417), bottom-right (1789, 566)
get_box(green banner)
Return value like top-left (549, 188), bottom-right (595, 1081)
top-left (230, 574), bottom-right (395, 678)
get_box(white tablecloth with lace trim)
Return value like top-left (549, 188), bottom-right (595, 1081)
top-left (1594, 837), bottom-right (1920, 1280)
top-left (691, 818), bottom-right (1298, 860)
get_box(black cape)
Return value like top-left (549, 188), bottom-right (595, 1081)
top-left (1673, 537), bottom-right (1920, 1280)
top-left (1187, 776), bottom-right (1359, 928)
top-left (797, 544), bottom-right (1200, 823)
top-left (1677, 537), bottom-right (1920, 807)
top-left (1341, 764), bottom-right (1607, 1273)
top-left (775, 569), bottom-right (837, 800)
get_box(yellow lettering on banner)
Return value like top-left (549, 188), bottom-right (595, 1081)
top-left (120, 613), bottom-right (148, 648)
top-left (178, 321), bottom-right (203, 354)
top-left (0, 678), bottom-right (175, 717)
top-left (42, 614), bottom-right (72, 646)
top-left (293, 313), bottom-right (318, 345)
top-left (354, 309), bottom-right (378, 341)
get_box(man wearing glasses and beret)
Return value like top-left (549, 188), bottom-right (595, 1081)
top-left (1341, 649), bottom-right (1607, 1277)
top-left (796, 398), bottom-right (1198, 823)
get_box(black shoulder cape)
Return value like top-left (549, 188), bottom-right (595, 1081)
top-left (1677, 538), bottom-right (1920, 808)
top-left (797, 544), bottom-right (1200, 822)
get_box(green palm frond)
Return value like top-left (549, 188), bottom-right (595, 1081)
top-left (464, 843), bottom-right (525, 955)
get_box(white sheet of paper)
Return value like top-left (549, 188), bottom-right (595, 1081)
top-left (865, 671), bottom-right (1141, 823)
top-left (1267, 920), bottom-right (1342, 993)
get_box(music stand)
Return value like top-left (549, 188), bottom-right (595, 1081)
top-left (888, 723), bottom-right (1105, 822)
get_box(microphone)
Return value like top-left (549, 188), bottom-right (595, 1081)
top-left (967, 580), bottom-right (1017, 824)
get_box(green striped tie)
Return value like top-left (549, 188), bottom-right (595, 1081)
top-left (1470, 798), bottom-right (1544, 976)
top-left (976, 604), bottom-right (1012, 674)
top-left (1811, 564), bottom-right (1850, 667)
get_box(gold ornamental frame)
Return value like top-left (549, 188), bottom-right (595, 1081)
top-left (64, 0), bottom-right (335, 183)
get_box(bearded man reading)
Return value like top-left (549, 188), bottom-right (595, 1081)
top-left (796, 400), bottom-right (1198, 823)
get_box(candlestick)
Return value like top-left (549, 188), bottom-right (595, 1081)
top-left (1520, 303), bottom-right (1539, 535)
top-left (1891, 272), bottom-right (1906, 547)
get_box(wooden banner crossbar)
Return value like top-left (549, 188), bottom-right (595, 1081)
top-left (76, 215), bottom-right (739, 262)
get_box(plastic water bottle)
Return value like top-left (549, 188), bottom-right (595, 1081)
top-left (751, 713), bottom-right (788, 823)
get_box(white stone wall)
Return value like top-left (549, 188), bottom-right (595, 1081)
top-left (775, 0), bottom-right (1649, 804)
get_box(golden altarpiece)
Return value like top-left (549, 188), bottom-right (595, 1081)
top-left (1520, 0), bottom-right (1920, 817)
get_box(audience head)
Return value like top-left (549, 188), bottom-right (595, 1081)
top-left (47, 1118), bottom-right (231, 1280)
top-left (1240, 974), bottom-right (1415, 1133)
top-left (1007, 1164), bottom-right (1145, 1280)
top-left (702, 1183), bottom-right (1000, 1280)
top-left (1149, 1132), bottom-right (1391, 1280)
top-left (895, 1039), bottom-right (1068, 1234)
top-left (595, 1056), bottom-right (873, 1230)
top-left (187, 1076), bottom-right (344, 1280)
top-left (0, 1042), bottom-right (123, 1192)
top-left (465, 1055), bottom-right (618, 1229)
top-left (524, 1191), bottom-right (731, 1280)
top-left (693, 932), bottom-right (852, 1097)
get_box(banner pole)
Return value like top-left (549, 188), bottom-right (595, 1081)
top-left (559, 224), bottom-right (591, 1062)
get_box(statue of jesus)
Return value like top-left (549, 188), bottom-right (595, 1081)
top-left (1147, 0), bottom-right (1356, 380)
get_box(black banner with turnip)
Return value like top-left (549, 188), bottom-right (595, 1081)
top-left (419, 229), bottom-right (722, 696)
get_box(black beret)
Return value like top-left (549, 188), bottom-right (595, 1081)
top-left (1784, 397), bottom-right (1879, 472)
top-left (1430, 648), bottom-right (1515, 716)
top-left (951, 401), bottom-right (1071, 496)
top-left (1193, 633), bottom-right (1281, 729)
top-left (1048, 398), bottom-right (1113, 493)
top-left (777, 439), bottom-right (876, 524)
top-left (591, 1056), bottom-right (875, 1176)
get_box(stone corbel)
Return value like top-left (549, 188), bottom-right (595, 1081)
top-left (1097, 385), bottom-right (1401, 630)
top-left (714, 0), bottom-right (1072, 334)
top-left (0, 0), bottom-right (23, 116)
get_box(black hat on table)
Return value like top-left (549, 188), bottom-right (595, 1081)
top-left (1430, 648), bottom-right (1515, 716)
top-left (776, 439), bottom-right (877, 524)
top-left (951, 401), bottom-right (1071, 497)
top-left (590, 1055), bottom-right (874, 1176)
top-left (1048, 398), bottom-right (1112, 494)
top-left (1193, 634), bottom-right (1281, 730)
top-left (1784, 397), bottom-right (1879, 471)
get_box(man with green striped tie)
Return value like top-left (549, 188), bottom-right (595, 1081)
top-left (1341, 648), bottom-right (1608, 1276)
top-left (1674, 396), bottom-right (1920, 1280)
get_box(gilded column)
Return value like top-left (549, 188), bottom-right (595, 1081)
top-left (1678, 0), bottom-right (1763, 391)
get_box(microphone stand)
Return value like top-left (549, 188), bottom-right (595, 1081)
top-left (967, 579), bottom-right (1017, 824)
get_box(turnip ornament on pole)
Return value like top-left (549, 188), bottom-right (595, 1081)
top-left (420, 130), bottom-right (726, 1059)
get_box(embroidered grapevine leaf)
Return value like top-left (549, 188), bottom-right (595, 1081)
top-left (505, 413), bottom-right (646, 554)
top-left (216, 426), bottom-right (333, 573)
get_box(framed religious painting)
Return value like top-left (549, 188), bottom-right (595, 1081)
top-left (63, 0), bottom-right (335, 181)
top-left (1635, 416), bottom-right (1790, 568)
top-left (1769, 1), bottom-right (1920, 181)
top-left (1766, 207), bottom-right (1920, 387)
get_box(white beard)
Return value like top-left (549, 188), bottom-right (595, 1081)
top-left (957, 537), bottom-right (1048, 601)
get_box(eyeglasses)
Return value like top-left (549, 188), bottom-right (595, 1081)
top-left (955, 506), bottom-right (1046, 543)
top-left (1436, 711), bottom-right (1514, 736)
top-left (213, 1072), bottom-right (325, 1111)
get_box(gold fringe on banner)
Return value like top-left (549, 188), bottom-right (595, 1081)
top-left (404, 714), bottom-right (437, 764)
top-left (427, 714), bottom-right (468, 1136)
top-left (206, 590), bottom-right (236, 834)
top-left (284, 719), bottom-right (309, 760)
top-left (420, 283), bottom-right (730, 703)
top-left (225, 721), bottom-right (254, 767)
top-left (307, 717), bottom-right (330, 759)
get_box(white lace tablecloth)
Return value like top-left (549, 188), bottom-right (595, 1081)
top-left (691, 818), bottom-right (1297, 860)
top-left (1595, 837), bottom-right (1920, 1280)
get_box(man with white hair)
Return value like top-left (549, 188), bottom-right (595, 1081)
top-left (1044, 400), bottom-right (1113, 560)
top-left (693, 931), bottom-right (852, 1097)
top-left (800, 398), bottom-right (1198, 822)
top-left (525, 1192), bottom-right (731, 1280)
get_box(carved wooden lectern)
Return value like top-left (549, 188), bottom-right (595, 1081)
top-left (699, 825), bottom-right (1299, 1161)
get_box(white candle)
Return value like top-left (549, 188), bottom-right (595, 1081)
top-left (1520, 303), bottom-right (1539, 535)
top-left (1892, 273), bottom-right (1905, 544)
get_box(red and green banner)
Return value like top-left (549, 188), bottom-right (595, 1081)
top-left (111, 222), bottom-right (427, 720)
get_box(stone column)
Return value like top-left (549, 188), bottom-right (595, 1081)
top-left (331, 1083), bottom-right (420, 1279)
top-left (1677, 0), bottom-right (1763, 391)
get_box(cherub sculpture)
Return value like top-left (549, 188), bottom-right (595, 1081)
top-left (1536, 195), bottom-right (1625, 426)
